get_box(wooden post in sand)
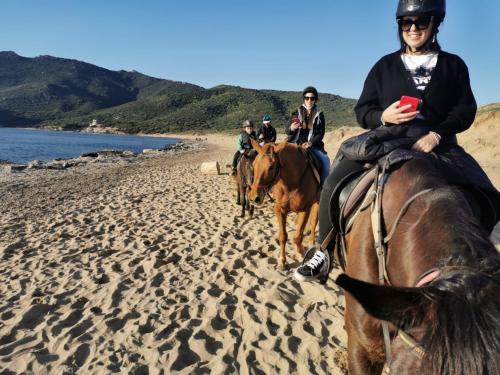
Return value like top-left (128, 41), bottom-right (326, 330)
top-left (200, 161), bottom-right (220, 175)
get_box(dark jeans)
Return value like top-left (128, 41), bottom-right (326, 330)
top-left (317, 151), bottom-right (366, 248)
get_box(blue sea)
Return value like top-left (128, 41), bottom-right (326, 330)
top-left (0, 127), bottom-right (178, 164)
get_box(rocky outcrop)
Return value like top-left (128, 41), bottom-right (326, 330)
top-left (0, 140), bottom-right (206, 174)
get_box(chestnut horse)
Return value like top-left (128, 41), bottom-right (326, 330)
top-left (249, 140), bottom-right (319, 268)
top-left (335, 157), bottom-right (500, 374)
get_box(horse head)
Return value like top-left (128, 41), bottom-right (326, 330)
top-left (249, 139), bottom-right (286, 206)
top-left (337, 266), bottom-right (500, 375)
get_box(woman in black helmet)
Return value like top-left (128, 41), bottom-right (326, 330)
top-left (295, 0), bottom-right (499, 283)
top-left (285, 86), bottom-right (331, 183)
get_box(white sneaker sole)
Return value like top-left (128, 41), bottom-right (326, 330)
top-left (293, 268), bottom-right (319, 283)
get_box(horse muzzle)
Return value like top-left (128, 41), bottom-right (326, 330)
top-left (249, 186), bottom-right (266, 206)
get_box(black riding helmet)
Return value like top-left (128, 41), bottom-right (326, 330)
top-left (302, 86), bottom-right (319, 101)
top-left (396, 0), bottom-right (445, 21)
top-left (396, 0), bottom-right (446, 52)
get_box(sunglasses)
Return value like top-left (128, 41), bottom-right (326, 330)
top-left (304, 96), bottom-right (316, 101)
top-left (398, 16), bottom-right (433, 32)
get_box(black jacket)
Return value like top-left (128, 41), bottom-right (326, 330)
top-left (354, 50), bottom-right (477, 143)
top-left (257, 124), bottom-right (277, 143)
top-left (285, 105), bottom-right (326, 152)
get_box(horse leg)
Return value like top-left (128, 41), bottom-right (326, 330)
top-left (235, 179), bottom-right (241, 206)
top-left (248, 192), bottom-right (254, 217)
top-left (293, 211), bottom-right (310, 257)
top-left (275, 206), bottom-right (288, 269)
top-left (240, 185), bottom-right (246, 217)
top-left (307, 202), bottom-right (319, 246)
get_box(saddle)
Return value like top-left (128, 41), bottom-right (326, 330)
top-left (300, 148), bottom-right (322, 185)
top-left (321, 165), bottom-right (377, 270)
top-left (330, 167), bottom-right (377, 236)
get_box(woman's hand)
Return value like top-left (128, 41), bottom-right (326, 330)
top-left (411, 133), bottom-right (439, 153)
top-left (302, 142), bottom-right (311, 149)
top-left (382, 101), bottom-right (419, 125)
top-left (290, 122), bottom-right (302, 131)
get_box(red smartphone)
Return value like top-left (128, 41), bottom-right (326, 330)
top-left (399, 96), bottom-right (421, 113)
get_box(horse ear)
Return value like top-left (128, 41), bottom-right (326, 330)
top-left (336, 274), bottom-right (432, 330)
top-left (250, 138), bottom-right (264, 155)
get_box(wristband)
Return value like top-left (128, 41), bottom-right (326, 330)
top-left (380, 115), bottom-right (386, 126)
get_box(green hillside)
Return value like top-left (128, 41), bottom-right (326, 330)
top-left (0, 51), bottom-right (357, 133)
top-left (0, 51), bottom-right (203, 126)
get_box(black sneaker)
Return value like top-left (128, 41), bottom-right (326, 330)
top-left (294, 250), bottom-right (328, 282)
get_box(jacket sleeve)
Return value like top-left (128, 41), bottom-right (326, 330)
top-left (310, 112), bottom-right (325, 147)
top-left (434, 59), bottom-right (477, 138)
top-left (354, 63), bottom-right (384, 129)
top-left (256, 127), bottom-right (263, 139)
top-left (271, 127), bottom-right (277, 142)
top-left (236, 134), bottom-right (244, 151)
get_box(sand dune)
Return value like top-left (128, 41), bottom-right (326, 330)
top-left (1, 119), bottom-right (499, 374)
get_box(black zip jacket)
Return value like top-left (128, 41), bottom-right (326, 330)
top-left (257, 124), bottom-right (277, 143)
top-left (285, 106), bottom-right (326, 152)
top-left (354, 50), bottom-right (477, 143)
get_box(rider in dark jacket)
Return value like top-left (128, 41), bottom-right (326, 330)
top-left (294, 0), bottom-right (499, 283)
top-left (286, 86), bottom-right (330, 183)
top-left (257, 114), bottom-right (277, 144)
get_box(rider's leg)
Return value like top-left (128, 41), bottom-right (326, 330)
top-left (311, 148), bottom-right (331, 184)
top-left (317, 152), bottom-right (365, 247)
top-left (232, 151), bottom-right (241, 176)
top-left (294, 152), bottom-right (365, 283)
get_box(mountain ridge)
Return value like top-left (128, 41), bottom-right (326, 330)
top-left (0, 51), bottom-right (357, 133)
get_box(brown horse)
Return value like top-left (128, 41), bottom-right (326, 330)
top-left (249, 140), bottom-right (319, 268)
top-left (334, 157), bottom-right (500, 374)
top-left (234, 150), bottom-right (256, 217)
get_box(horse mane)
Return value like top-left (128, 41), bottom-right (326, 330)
top-left (389, 158), bottom-right (500, 374)
top-left (423, 251), bottom-right (500, 374)
top-left (416, 187), bottom-right (500, 375)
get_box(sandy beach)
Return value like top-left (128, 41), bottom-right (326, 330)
top-left (1, 123), bottom-right (499, 374)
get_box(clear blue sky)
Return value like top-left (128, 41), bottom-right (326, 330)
top-left (2, 0), bottom-right (499, 105)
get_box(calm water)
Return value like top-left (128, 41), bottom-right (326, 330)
top-left (0, 128), bottom-right (178, 164)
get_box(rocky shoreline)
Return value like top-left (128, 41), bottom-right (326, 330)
top-left (0, 139), bottom-right (207, 174)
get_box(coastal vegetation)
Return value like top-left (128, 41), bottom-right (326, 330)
top-left (0, 51), bottom-right (357, 133)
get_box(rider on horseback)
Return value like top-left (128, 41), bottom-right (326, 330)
top-left (231, 120), bottom-right (257, 176)
top-left (285, 86), bottom-right (331, 184)
top-left (257, 114), bottom-right (277, 145)
top-left (294, 0), bottom-right (499, 283)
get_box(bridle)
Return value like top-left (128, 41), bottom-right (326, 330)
top-left (252, 151), bottom-right (281, 192)
top-left (371, 163), bottom-right (440, 374)
top-left (252, 147), bottom-right (315, 205)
